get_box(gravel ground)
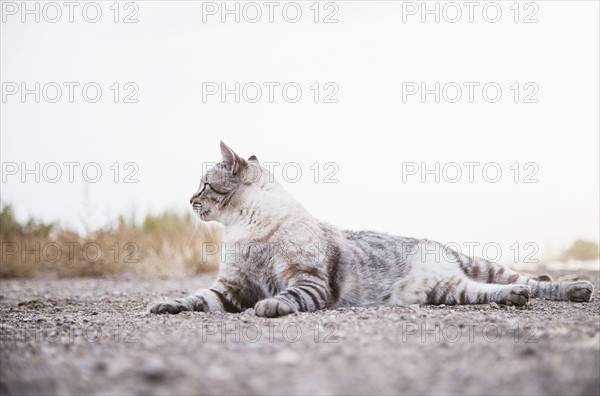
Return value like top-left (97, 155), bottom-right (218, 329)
top-left (1, 269), bottom-right (599, 396)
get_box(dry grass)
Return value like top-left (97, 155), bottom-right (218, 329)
top-left (0, 203), bottom-right (222, 278)
top-left (560, 239), bottom-right (600, 261)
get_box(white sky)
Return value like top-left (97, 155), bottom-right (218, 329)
top-left (1, 1), bottom-right (599, 263)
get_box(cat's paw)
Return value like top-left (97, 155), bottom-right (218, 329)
top-left (536, 274), bottom-right (553, 282)
top-left (148, 299), bottom-right (190, 314)
top-left (506, 285), bottom-right (530, 307)
top-left (254, 298), bottom-right (295, 317)
top-left (566, 281), bottom-right (593, 302)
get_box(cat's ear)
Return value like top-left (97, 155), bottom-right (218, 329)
top-left (220, 141), bottom-right (245, 174)
top-left (248, 155), bottom-right (259, 163)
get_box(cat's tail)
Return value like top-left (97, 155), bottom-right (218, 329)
top-left (444, 245), bottom-right (593, 302)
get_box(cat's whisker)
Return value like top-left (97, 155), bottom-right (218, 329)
top-left (189, 214), bottom-right (218, 249)
top-left (198, 218), bottom-right (217, 244)
top-left (188, 220), bottom-right (199, 249)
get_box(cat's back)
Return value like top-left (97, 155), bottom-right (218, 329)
top-left (343, 229), bottom-right (420, 257)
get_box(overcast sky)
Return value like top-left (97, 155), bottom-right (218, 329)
top-left (1, 1), bottom-right (599, 263)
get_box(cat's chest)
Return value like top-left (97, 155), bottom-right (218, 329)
top-left (223, 224), bottom-right (280, 264)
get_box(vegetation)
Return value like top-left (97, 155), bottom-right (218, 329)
top-left (560, 239), bottom-right (600, 261)
top-left (0, 202), bottom-right (221, 278)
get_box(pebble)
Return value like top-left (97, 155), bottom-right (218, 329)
top-left (141, 357), bottom-right (168, 381)
top-left (490, 302), bottom-right (499, 308)
top-left (275, 350), bottom-right (301, 365)
top-left (408, 304), bottom-right (420, 313)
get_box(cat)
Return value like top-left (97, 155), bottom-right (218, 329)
top-left (148, 142), bottom-right (594, 317)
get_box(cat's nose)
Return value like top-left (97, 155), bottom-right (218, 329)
top-left (190, 194), bottom-right (199, 205)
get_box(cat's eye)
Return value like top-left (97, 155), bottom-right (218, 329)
top-left (205, 182), bottom-right (227, 195)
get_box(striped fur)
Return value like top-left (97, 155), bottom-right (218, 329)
top-left (148, 143), bottom-right (594, 316)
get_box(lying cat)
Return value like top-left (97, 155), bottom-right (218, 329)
top-left (149, 142), bottom-right (594, 317)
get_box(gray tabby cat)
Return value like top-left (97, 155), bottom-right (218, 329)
top-left (149, 142), bottom-right (594, 317)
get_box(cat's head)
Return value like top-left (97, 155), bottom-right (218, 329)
top-left (190, 141), bottom-right (267, 223)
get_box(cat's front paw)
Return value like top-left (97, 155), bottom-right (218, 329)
top-left (148, 299), bottom-right (190, 314)
top-left (566, 281), bottom-right (594, 302)
top-left (254, 298), bottom-right (295, 317)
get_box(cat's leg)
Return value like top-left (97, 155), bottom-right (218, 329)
top-left (390, 274), bottom-right (530, 307)
top-left (254, 278), bottom-right (330, 318)
top-left (148, 280), bottom-right (242, 314)
top-left (425, 275), bottom-right (531, 306)
top-left (449, 250), bottom-right (594, 302)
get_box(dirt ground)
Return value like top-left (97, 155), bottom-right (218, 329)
top-left (1, 269), bottom-right (599, 396)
